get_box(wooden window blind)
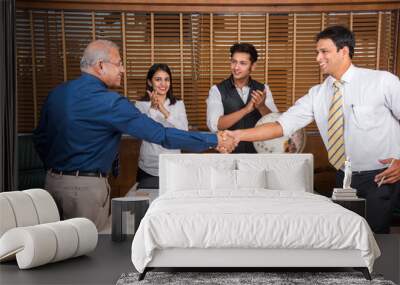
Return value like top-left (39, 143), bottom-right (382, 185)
top-left (16, 9), bottom-right (35, 131)
top-left (64, 12), bottom-right (92, 80)
top-left (16, 10), bottom-right (399, 133)
top-left (125, 13), bottom-right (151, 100)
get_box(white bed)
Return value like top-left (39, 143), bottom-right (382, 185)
top-left (131, 154), bottom-right (380, 280)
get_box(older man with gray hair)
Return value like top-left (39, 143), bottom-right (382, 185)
top-left (34, 39), bottom-right (236, 230)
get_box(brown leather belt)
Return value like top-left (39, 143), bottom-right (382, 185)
top-left (340, 168), bottom-right (383, 176)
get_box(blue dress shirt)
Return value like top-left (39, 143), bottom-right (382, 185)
top-left (33, 73), bottom-right (217, 173)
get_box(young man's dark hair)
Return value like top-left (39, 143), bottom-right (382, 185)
top-left (316, 25), bottom-right (355, 59)
top-left (230, 43), bottom-right (258, 63)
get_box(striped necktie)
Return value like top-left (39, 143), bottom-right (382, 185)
top-left (328, 80), bottom-right (345, 170)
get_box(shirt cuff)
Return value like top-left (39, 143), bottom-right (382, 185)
top-left (205, 133), bottom-right (218, 148)
top-left (276, 117), bottom-right (292, 137)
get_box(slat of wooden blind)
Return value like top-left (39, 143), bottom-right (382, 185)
top-left (238, 13), bottom-right (241, 42)
top-left (122, 12), bottom-right (127, 96)
top-left (188, 13), bottom-right (200, 113)
top-left (125, 13), bottom-right (150, 101)
top-left (265, 13), bottom-right (269, 83)
top-left (154, 14), bottom-right (181, 99)
top-left (92, 11), bottom-right (96, 40)
top-left (185, 13), bottom-right (210, 129)
top-left (396, 11), bottom-right (400, 74)
top-left (180, 13), bottom-right (184, 100)
top-left (181, 14), bottom-right (196, 110)
top-left (291, 14), bottom-right (297, 105)
top-left (213, 14), bottom-right (237, 83)
top-left (151, 13), bottom-right (154, 64)
top-left (352, 12), bottom-right (379, 69)
top-left (379, 12), bottom-right (396, 72)
top-left (94, 11), bottom-right (123, 94)
top-left (320, 13), bottom-right (325, 83)
top-left (240, 14), bottom-right (267, 85)
top-left (210, 13), bottom-right (213, 87)
top-left (293, 13), bottom-right (322, 132)
top-left (32, 10), bottom-right (64, 127)
top-left (16, 9), bottom-right (35, 132)
top-left (95, 12), bottom-right (123, 50)
top-left (64, 11), bottom-right (92, 80)
top-left (350, 12), bottom-right (354, 30)
top-left (326, 12), bottom-right (351, 28)
top-left (268, 14), bottom-right (291, 111)
top-left (29, 11), bottom-right (38, 127)
top-left (61, 11), bottom-right (67, 81)
top-left (184, 14), bottom-right (200, 128)
top-left (376, 12), bottom-right (382, 69)
top-left (390, 11), bottom-right (396, 71)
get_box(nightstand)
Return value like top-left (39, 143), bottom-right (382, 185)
top-left (111, 196), bottom-right (150, 242)
top-left (331, 197), bottom-right (366, 218)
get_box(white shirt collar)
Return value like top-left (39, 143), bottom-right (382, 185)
top-left (341, 64), bottom-right (356, 84)
top-left (327, 64), bottom-right (356, 86)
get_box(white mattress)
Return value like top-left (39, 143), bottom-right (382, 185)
top-left (131, 190), bottom-right (380, 273)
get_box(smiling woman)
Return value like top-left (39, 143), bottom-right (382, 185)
top-left (135, 63), bottom-right (189, 189)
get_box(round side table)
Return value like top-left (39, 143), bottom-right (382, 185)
top-left (111, 196), bottom-right (149, 242)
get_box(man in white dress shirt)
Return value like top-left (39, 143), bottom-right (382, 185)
top-left (227, 25), bottom-right (400, 233)
top-left (206, 43), bottom-right (278, 153)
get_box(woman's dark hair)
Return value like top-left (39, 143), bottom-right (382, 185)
top-left (141, 63), bottom-right (176, 105)
top-left (230, 43), bottom-right (258, 63)
top-left (316, 25), bottom-right (355, 59)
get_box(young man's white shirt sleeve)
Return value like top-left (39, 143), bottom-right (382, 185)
top-left (383, 71), bottom-right (400, 120)
top-left (277, 89), bottom-right (315, 137)
top-left (206, 85), bottom-right (225, 133)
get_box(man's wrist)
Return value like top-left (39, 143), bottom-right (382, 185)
top-left (256, 103), bottom-right (269, 114)
top-left (243, 105), bottom-right (253, 115)
top-left (209, 132), bottom-right (219, 149)
top-left (256, 102), bottom-right (265, 109)
top-left (234, 130), bottom-right (243, 141)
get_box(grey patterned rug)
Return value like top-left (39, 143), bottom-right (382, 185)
top-left (116, 271), bottom-right (396, 285)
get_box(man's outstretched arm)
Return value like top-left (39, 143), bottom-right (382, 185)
top-left (225, 122), bottom-right (284, 143)
top-left (112, 96), bottom-right (237, 153)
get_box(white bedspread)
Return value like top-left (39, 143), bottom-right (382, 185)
top-left (131, 190), bottom-right (380, 273)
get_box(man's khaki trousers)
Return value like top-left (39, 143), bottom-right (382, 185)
top-left (45, 172), bottom-right (110, 231)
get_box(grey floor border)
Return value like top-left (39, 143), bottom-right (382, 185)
top-left (0, 234), bottom-right (398, 285)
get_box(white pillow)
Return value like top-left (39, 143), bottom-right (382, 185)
top-left (236, 169), bottom-right (267, 189)
top-left (211, 169), bottom-right (267, 191)
top-left (266, 167), bottom-right (307, 191)
top-left (166, 159), bottom-right (236, 192)
top-left (237, 158), bottom-right (308, 191)
top-left (167, 162), bottom-right (211, 191)
top-left (211, 168), bottom-right (236, 190)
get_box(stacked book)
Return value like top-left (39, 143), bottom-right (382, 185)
top-left (332, 188), bottom-right (358, 200)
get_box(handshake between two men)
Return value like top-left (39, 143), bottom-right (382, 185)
top-left (215, 130), bottom-right (240, 153)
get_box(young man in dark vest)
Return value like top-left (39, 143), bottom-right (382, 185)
top-left (206, 43), bottom-right (278, 153)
